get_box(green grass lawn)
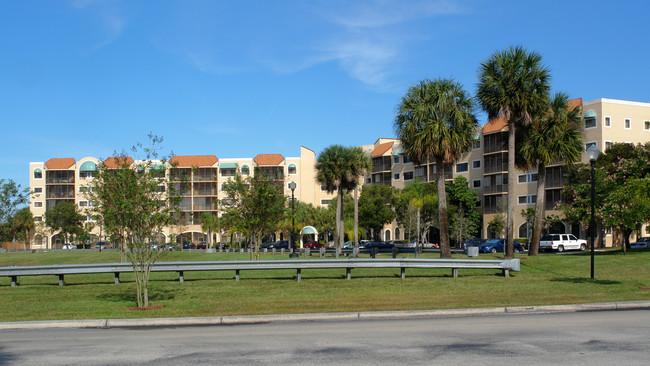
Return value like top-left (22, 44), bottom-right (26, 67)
top-left (1, 249), bottom-right (649, 322)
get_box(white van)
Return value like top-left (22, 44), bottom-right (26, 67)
top-left (539, 234), bottom-right (587, 252)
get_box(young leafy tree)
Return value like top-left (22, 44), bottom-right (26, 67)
top-left (0, 178), bottom-right (29, 227)
top-left (395, 78), bottom-right (478, 258)
top-left (89, 135), bottom-right (180, 308)
top-left (517, 92), bottom-right (583, 255)
top-left (477, 46), bottom-right (551, 258)
top-left (199, 212), bottom-right (220, 248)
top-left (44, 201), bottom-right (85, 244)
top-left (12, 207), bottom-right (34, 251)
top-left (358, 184), bottom-right (396, 239)
top-left (221, 169), bottom-right (286, 253)
top-left (446, 176), bottom-right (481, 241)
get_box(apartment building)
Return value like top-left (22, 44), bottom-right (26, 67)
top-left (29, 146), bottom-right (335, 248)
top-left (363, 98), bottom-right (650, 245)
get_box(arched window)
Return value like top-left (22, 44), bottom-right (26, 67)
top-left (34, 168), bottom-right (42, 179)
top-left (385, 229), bottom-right (391, 241)
top-left (288, 163), bottom-right (297, 175)
top-left (241, 164), bottom-right (250, 175)
top-left (518, 223), bottom-right (529, 239)
top-left (395, 227), bottom-right (401, 240)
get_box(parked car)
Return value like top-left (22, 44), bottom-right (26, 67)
top-left (260, 241), bottom-right (276, 249)
top-left (214, 243), bottom-right (229, 250)
top-left (631, 237), bottom-right (650, 249)
top-left (343, 241), bottom-right (354, 249)
top-left (182, 242), bottom-right (195, 250)
top-left (62, 243), bottom-right (75, 250)
top-left (271, 240), bottom-right (289, 249)
top-left (390, 240), bottom-right (411, 248)
top-left (461, 238), bottom-right (485, 249)
top-left (539, 234), bottom-right (587, 252)
top-left (94, 241), bottom-right (109, 249)
top-left (421, 242), bottom-right (439, 249)
top-left (196, 242), bottom-right (207, 249)
top-left (304, 241), bottom-right (324, 249)
top-left (478, 239), bottom-right (523, 253)
top-left (362, 241), bottom-right (394, 250)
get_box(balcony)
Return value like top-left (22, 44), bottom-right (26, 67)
top-left (193, 204), bottom-right (219, 211)
top-left (483, 184), bottom-right (508, 194)
top-left (545, 178), bottom-right (565, 189)
top-left (46, 192), bottom-right (75, 199)
top-left (484, 163), bottom-right (508, 174)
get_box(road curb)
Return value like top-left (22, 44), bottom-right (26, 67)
top-left (1, 300), bottom-right (649, 330)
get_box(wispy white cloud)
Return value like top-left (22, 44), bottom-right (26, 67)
top-left (69, 0), bottom-right (127, 49)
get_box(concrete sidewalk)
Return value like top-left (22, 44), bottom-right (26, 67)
top-left (1, 300), bottom-right (649, 330)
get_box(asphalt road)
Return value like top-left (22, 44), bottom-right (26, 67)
top-left (1, 310), bottom-right (648, 365)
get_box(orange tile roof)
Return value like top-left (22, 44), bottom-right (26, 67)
top-left (103, 157), bottom-right (134, 168)
top-left (482, 116), bottom-right (508, 134)
top-left (254, 154), bottom-right (284, 166)
top-left (370, 141), bottom-right (394, 157)
top-left (482, 98), bottom-right (583, 135)
top-left (568, 98), bottom-right (582, 111)
top-left (45, 158), bottom-right (76, 170)
top-left (169, 155), bottom-right (218, 167)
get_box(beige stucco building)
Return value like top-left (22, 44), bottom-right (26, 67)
top-left (29, 146), bottom-right (335, 248)
top-left (362, 98), bottom-right (650, 246)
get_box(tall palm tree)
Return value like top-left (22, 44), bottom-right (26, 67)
top-left (395, 78), bottom-right (478, 258)
top-left (315, 145), bottom-right (369, 249)
top-left (477, 46), bottom-right (551, 259)
top-left (518, 92), bottom-right (583, 255)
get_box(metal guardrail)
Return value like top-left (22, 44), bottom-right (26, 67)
top-left (0, 258), bottom-right (519, 287)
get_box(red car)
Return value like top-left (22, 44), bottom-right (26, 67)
top-left (304, 241), bottom-right (324, 249)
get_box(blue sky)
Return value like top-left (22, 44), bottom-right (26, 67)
top-left (2, 0), bottom-right (649, 191)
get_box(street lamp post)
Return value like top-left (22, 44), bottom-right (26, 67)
top-left (288, 181), bottom-right (297, 258)
top-left (586, 145), bottom-right (600, 280)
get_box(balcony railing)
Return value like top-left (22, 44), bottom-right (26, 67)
top-left (46, 192), bottom-right (75, 199)
top-left (483, 143), bottom-right (507, 154)
top-left (194, 189), bottom-right (218, 196)
top-left (484, 163), bottom-right (508, 174)
top-left (46, 178), bottom-right (75, 184)
top-left (483, 184), bottom-right (508, 194)
top-left (193, 204), bottom-right (219, 211)
top-left (545, 178), bottom-right (565, 189)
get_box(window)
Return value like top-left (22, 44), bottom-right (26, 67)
top-left (403, 156), bottom-right (411, 164)
top-left (530, 173), bottom-right (538, 182)
top-left (156, 185), bottom-right (165, 192)
top-left (79, 186), bottom-right (88, 193)
top-left (220, 168), bottom-right (236, 177)
top-left (624, 118), bottom-right (631, 129)
top-left (518, 196), bottom-right (528, 205)
top-left (394, 173), bottom-right (400, 180)
top-left (605, 116), bottom-right (611, 128)
top-left (79, 201), bottom-right (88, 207)
top-left (584, 116), bottom-right (596, 129)
top-left (320, 199), bottom-right (331, 205)
top-left (473, 136), bottom-right (481, 149)
top-left (645, 120), bottom-right (650, 131)
top-left (320, 185), bottom-right (327, 191)
top-left (518, 174), bottom-right (528, 183)
top-left (456, 162), bottom-right (468, 173)
top-left (241, 165), bottom-right (250, 175)
top-left (34, 201), bottom-right (43, 208)
top-left (472, 160), bottom-right (481, 169)
top-left (403, 171), bottom-right (414, 180)
top-left (585, 142), bottom-right (597, 151)
top-left (393, 156), bottom-right (400, 164)
top-left (288, 164), bottom-right (297, 175)
top-left (518, 195), bottom-right (537, 205)
top-left (472, 179), bottom-right (481, 188)
top-left (476, 199), bottom-right (481, 208)
top-left (34, 187), bottom-right (42, 193)
top-left (605, 141), bottom-right (612, 151)
top-left (366, 178), bottom-right (371, 184)
top-left (34, 216), bottom-right (42, 222)
top-left (33, 169), bottom-right (42, 179)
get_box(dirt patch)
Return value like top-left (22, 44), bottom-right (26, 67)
top-left (127, 305), bottom-right (165, 311)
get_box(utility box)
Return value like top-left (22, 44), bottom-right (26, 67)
top-left (465, 247), bottom-right (479, 257)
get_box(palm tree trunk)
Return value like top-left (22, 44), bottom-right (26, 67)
top-left (506, 121), bottom-right (516, 258)
top-left (437, 159), bottom-right (451, 258)
top-left (336, 187), bottom-right (343, 249)
top-left (354, 187), bottom-right (359, 247)
top-left (529, 163), bottom-right (546, 256)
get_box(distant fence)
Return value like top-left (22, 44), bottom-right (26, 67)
top-left (0, 258), bottom-right (520, 287)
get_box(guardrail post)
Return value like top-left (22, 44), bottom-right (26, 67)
top-left (451, 268), bottom-right (458, 278)
top-left (305, 248), bottom-right (310, 257)
top-left (58, 274), bottom-right (64, 286)
top-left (235, 270), bottom-right (240, 282)
top-left (371, 247), bottom-right (377, 259)
top-left (392, 247), bottom-right (398, 258)
top-left (272, 248), bottom-right (276, 255)
top-left (296, 268), bottom-right (301, 282)
top-left (114, 272), bottom-right (120, 284)
top-left (401, 267), bottom-right (405, 280)
top-left (415, 249), bottom-right (419, 259)
top-left (319, 248), bottom-right (324, 258)
top-left (503, 269), bottom-right (510, 278)
top-left (11, 276), bottom-right (18, 287)
top-left (281, 248), bottom-right (285, 255)
top-left (346, 268), bottom-right (351, 280)
top-left (178, 271), bottom-right (184, 283)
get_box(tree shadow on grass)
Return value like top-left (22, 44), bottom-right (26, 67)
top-left (551, 277), bottom-right (621, 285)
top-left (96, 287), bottom-right (181, 303)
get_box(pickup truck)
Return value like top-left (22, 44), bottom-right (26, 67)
top-left (539, 234), bottom-right (587, 252)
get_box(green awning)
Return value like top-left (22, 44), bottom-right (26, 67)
top-left (392, 150), bottom-right (404, 156)
top-left (150, 164), bottom-right (165, 170)
top-left (288, 163), bottom-right (296, 168)
top-left (301, 226), bottom-right (318, 235)
top-left (220, 163), bottom-right (237, 169)
top-left (34, 168), bottom-right (42, 173)
top-left (584, 110), bottom-right (597, 118)
top-left (79, 161), bottom-right (97, 172)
